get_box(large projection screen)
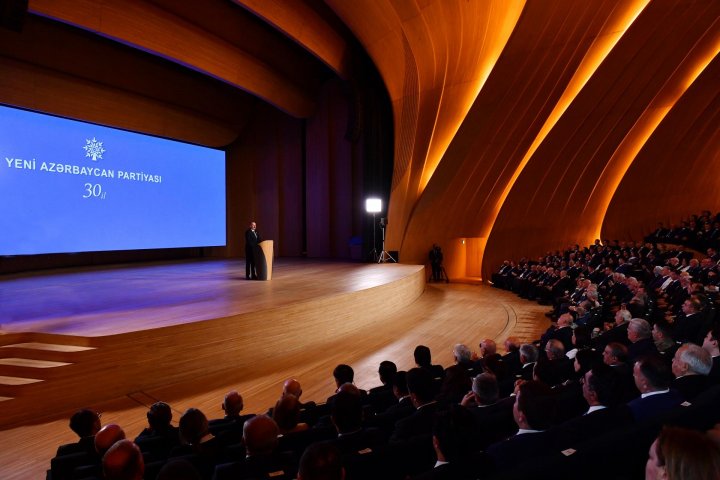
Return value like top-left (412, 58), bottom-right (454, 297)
top-left (0, 105), bottom-right (226, 256)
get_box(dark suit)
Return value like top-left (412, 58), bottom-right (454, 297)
top-left (389, 402), bottom-right (439, 443)
top-left (672, 375), bottom-right (709, 401)
top-left (486, 430), bottom-right (560, 472)
top-left (551, 405), bottom-right (633, 450)
top-left (627, 390), bottom-right (684, 423)
top-left (244, 227), bottom-right (262, 279)
top-left (627, 338), bottom-right (659, 363)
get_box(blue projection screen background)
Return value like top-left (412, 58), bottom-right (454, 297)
top-left (0, 105), bottom-right (226, 255)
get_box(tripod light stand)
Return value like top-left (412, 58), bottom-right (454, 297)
top-left (365, 198), bottom-right (381, 262)
top-left (377, 217), bottom-right (396, 263)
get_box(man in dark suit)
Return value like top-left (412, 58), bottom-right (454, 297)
top-left (389, 368), bottom-right (438, 443)
top-left (486, 381), bottom-right (558, 472)
top-left (414, 345), bottom-right (445, 380)
top-left (673, 298), bottom-right (707, 345)
top-left (460, 373), bottom-right (516, 449)
top-left (57, 408), bottom-right (102, 456)
top-left (368, 360), bottom-right (398, 414)
top-left (244, 220), bottom-right (262, 279)
top-left (627, 318), bottom-right (659, 363)
top-left (552, 364), bottom-right (632, 449)
top-left (208, 391), bottom-right (255, 444)
top-left (670, 343), bottom-right (712, 400)
top-left (628, 356), bottom-right (684, 423)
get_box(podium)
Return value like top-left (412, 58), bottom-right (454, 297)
top-left (254, 240), bottom-right (274, 280)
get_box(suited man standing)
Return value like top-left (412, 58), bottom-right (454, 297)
top-left (245, 221), bottom-right (262, 279)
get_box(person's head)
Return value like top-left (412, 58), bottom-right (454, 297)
top-left (146, 402), bottom-right (172, 431)
top-left (471, 373), bottom-right (499, 406)
top-left (406, 367), bottom-right (435, 406)
top-left (479, 339), bottom-right (497, 357)
top-left (634, 355), bottom-right (674, 393)
top-left (519, 344), bottom-right (539, 364)
top-left (672, 343), bottom-right (712, 378)
top-left (574, 348), bottom-right (601, 375)
top-left (681, 299), bottom-right (701, 316)
top-left (243, 415), bottom-right (279, 456)
top-left (702, 326), bottom-right (720, 356)
top-left (572, 326), bottom-right (591, 349)
top-left (652, 320), bottom-right (674, 343)
top-left (504, 337), bottom-right (521, 353)
top-left (513, 381), bottom-right (555, 430)
top-left (272, 394), bottom-right (302, 432)
top-left (69, 409), bottom-right (102, 438)
top-left (393, 370), bottom-right (409, 399)
top-left (95, 424), bottom-right (126, 456)
top-left (432, 405), bottom-right (477, 463)
top-left (628, 318), bottom-right (652, 343)
top-left (414, 345), bottom-right (432, 368)
top-left (298, 442), bottom-right (344, 480)
top-left (453, 344), bottom-right (472, 363)
top-left (102, 439), bottom-right (144, 480)
top-left (330, 385), bottom-right (363, 434)
top-left (583, 363), bottom-right (620, 407)
top-left (615, 309), bottom-right (632, 325)
top-left (378, 360), bottom-right (397, 386)
top-left (283, 378), bottom-right (303, 398)
top-left (646, 427), bottom-right (720, 480)
top-left (222, 391), bottom-right (244, 417)
top-left (603, 342), bottom-right (628, 366)
top-left (249, 221), bottom-right (257, 230)
top-left (544, 339), bottom-right (565, 360)
top-left (178, 408), bottom-right (209, 445)
top-left (557, 313), bottom-right (573, 328)
top-left (332, 364), bottom-right (354, 388)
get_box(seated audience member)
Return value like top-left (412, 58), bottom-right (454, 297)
top-left (96, 424), bottom-right (127, 457)
top-left (209, 391), bottom-right (255, 439)
top-left (552, 364), bottom-right (632, 449)
top-left (390, 368), bottom-right (438, 443)
top-left (57, 408), bottom-right (102, 456)
top-left (328, 384), bottom-right (383, 454)
top-left (701, 326), bottom-right (720, 383)
top-left (460, 373), bottom-right (515, 447)
top-left (413, 405), bottom-right (480, 480)
top-left (414, 345), bottom-right (445, 380)
top-left (297, 442), bottom-right (344, 480)
top-left (501, 337), bottom-right (522, 377)
top-left (175, 407), bottom-right (223, 478)
top-left (473, 339), bottom-right (502, 370)
top-left (274, 378), bottom-right (318, 425)
top-left (102, 439), bottom-right (144, 480)
top-left (671, 343), bottom-right (712, 400)
top-left (448, 344), bottom-right (475, 374)
top-left (566, 325), bottom-right (592, 359)
top-left (437, 361), bottom-right (472, 406)
top-left (536, 339), bottom-right (573, 386)
top-left (486, 381), bottom-right (557, 471)
top-left (594, 308), bottom-right (632, 349)
top-left (628, 355), bottom-right (684, 423)
top-left (540, 313), bottom-right (574, 354)
top-left (672, 298), bottom-right (706, 345)
top-left (273, 394), bottom-right (309, 435)
top-left (368, 360), bottom-right (398, 413)
top-left (369, 371), bottom-right (415, 435)
top-left (326, 364), bottom-right (367, 409)
top-left (134, 401), bottom-right (180, 459)
top-left (627, 318), bottom-right (659, 363)
top-left (646, 426), bottom-right (720, 480)
top-left (518, 344), bottom-right (539, 381)
top-left (215, 415), bottom-right (295, 480)
top-left (653, 320), bottom-right (680, 365)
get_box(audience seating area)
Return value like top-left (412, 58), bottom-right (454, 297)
top-left (47, 211), bottom-right (720, 480)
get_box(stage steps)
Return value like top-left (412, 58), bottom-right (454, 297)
top-left (0, 335), bottom-right (97, 400)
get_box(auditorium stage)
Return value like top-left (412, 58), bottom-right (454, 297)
top-left (0, 259), bottom-right (549, 479)
top-left (0, 258), bottom-right (425, 336)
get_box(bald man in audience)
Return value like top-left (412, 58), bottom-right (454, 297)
top-left (95, 424), bottom-right (126, 457)
top-left (102, 439), bottom-right (144, 480)
top-left (209, 390), bottom-right (255, 442)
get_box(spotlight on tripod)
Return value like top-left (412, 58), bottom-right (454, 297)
top-left (378, 217), bottom-right (396, 263)
top-left (365, 198), bottom-right (382, 262)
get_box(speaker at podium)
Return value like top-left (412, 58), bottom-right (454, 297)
top-left (253, 240), bottom-right (274, 280)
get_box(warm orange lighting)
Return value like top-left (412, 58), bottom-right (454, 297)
top-left (481, 0), bottom-right (651, 245)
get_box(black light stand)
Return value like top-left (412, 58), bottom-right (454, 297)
top-left (378, 217), bottom-right (396, 263)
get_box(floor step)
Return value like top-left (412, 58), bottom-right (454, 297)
top-left (0, 375), bottom-right (44, 397)
top-left (0, 343), bottom-right (96, 362)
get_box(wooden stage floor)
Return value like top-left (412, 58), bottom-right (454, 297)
top-left (0, 258), bottom-right (549, 479)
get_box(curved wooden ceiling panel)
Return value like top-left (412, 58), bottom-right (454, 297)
top-left (482, 0), bottom-right (719, 278)
top-left (28, 0), bottom-right (322, 117)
